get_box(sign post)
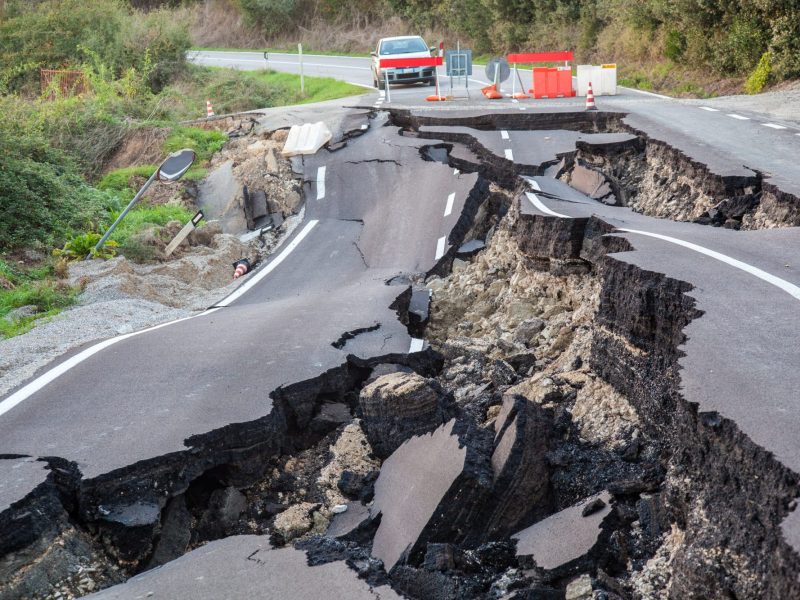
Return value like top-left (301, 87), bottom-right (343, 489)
top-left (164, 210), bottom-right (205, 257)
top-left (298, 43), bottom-right (305, 95)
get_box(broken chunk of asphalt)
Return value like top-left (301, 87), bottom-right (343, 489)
top-left (479, 393), bottom-right (552, 540)
top-left (456, 239), bottom-right (486, 257)
top-left (369, 418), bottom-right (494, 572)
top-left (512, 491), bottom-right (612, 575)
top-left (84, 537), bottom-right (401, 599)
top-left (358, 372), bottom-right (456, 460)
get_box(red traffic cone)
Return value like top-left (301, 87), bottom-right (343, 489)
top-left (585, 82), bottom-right (597, 111)
top-left (233, 258), bottom-right (251, 279)
top-left (206, 99), bottom-right (215, 118)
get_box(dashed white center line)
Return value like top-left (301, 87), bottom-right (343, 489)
top-left (764, 123), bottom-right (787, 130)
top-left (501, 130), bottom-right (509, 140)
top-left (453, 168), bottom-right (460, 176)
top-left (360, 124), bottom-right (368, 130)
top-left (504, 148), bottom-right (514, 161)
top-left (316, 166), bottom-right (326, 200)
top-left (409, 338), bottom-right (425, 353)
top-left (435, 236), bottom-right (446, 260)
top-left (727, 114), bottom-right (749, 120)
top-left (699, 106), bottom-right (719, 112)
top-left (444, 193), bottom-right (455, 217)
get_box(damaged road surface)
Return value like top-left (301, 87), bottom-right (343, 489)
top-left (4, 103), bottom-right (800, 600)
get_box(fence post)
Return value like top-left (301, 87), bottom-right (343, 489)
top-left (298, 43), bottom-right (305, 96)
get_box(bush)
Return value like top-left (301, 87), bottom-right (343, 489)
top-left (0, 0), bottom-right (189, 94)
top-left (745, 52), bottom-right (771, 95)
top-left (164, 127), bottom-right (227, 163)
top-left (664, 30), bottom-right (686, 61)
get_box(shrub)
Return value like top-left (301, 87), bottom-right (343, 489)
top-left (745, 51), bottom-right (771, 95)
top-left (664, 30), bottom-right (686, 61)
top-left (164, 127), bottom-right (227, 163)
top-left (54, 233), bottom-right (119, 260)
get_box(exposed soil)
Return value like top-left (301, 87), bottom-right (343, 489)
top-left (2, 110), bottom-right (800, 600)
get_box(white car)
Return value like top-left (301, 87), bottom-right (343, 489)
top-left (371, 36), bottom-right (436, 90)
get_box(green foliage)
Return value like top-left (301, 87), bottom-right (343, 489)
top-left (0, 0), bottom-right (190, 94)
top-left (54, 233), bottom-right (119, 260)
top-left (164, 127), bottom-right (227, 163)
top-left (665, 30), bottom-right (686, 61)
top-left (0, 278), bottom-right (78, 338)
top-left (97, 165), bottom-right (158, 198)
top-left (109, 204), bottom-right (193, 246)
top-left (745, 52), bottom-right (771, 95)
top-left (237, 0), bottom-right (299, 36)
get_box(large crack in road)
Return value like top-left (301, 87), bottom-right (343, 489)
top-left (1, 108), bottom-right (800, 599)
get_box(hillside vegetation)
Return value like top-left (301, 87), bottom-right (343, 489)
top-left (0, 0), bottom-right (362, 336)
top-left (185, 0), bottom-right (798, 94)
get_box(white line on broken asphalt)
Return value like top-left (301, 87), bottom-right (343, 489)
top-left (504, 149), bottom-right (514, 161)
top-left (453, 169), bottom-right (460, 176)
top-left (727, 114), bottom-right (749, 120)
top-left (501, 130), bottom-right (509, 140)
top-left (525, 192), bottom-right (571, 218)
top-left (444, 193), bottom-right (455, 217)
top-left (764, 123), bottom-right (787, 130)
top-left (699, 106), bottom-right (720, 112)
top-left (409, 338), bottom-right (425, 353)
top-left (435, 236), bottom-right (447, 260)
top-left (217, 220), bottom-right (319, 307)
top-left (618, 229), bottom-right (800, 302)
top-left (316, 166), bottom-right (326, 200)
top-left (0, 219), bottom-right (323, 417)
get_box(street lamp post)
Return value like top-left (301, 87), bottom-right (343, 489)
top-left (88, 148), bottom-right (196, 259)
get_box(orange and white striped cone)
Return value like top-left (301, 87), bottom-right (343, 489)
top-left (233, 258), bottom-right (250, 279)
top-left (585, 82), bottom-right (598, 111)
top-left (206, 99), bottom-right (215, 118)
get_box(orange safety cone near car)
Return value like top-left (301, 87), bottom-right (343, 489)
top-left (585, 82), bottom-right (598, 111)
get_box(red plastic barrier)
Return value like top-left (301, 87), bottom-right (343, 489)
top-left (379, 56), bottom-right (443, 69)
top-left (507, 51), bottom-right (573, 64)
top-left (531, 67), bottom-right (575, 98)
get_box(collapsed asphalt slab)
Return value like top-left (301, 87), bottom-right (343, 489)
top-left (2, 105), bottom-right (800, 599)
top-left (84, 537), bottom-right (401, 599)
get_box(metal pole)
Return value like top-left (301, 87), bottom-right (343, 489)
top-left (298, 43), bottom-right (304, 95)
top-left (512, 64), bottom-right (517, 97)
top-left (385, 70), bottom-right (391, 103)
top-left (89, 169), bottom-right (157, 259)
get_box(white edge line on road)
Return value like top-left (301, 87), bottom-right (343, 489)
top-left (444, 192), bottom-right (455, 217)
top-left (409, 338), bottom-right (425, 353)
top-left (504, 148), bottom-right (514, 161)
top-left (618, 229), bottom-right (800, 302)
top-left (524, 186), bottom-right (800, 302)
top-left (316, 166), bottom-right (326, 200)
top-left (525, 192), bottom-right (570, 218)
top-left (727, 114), bottom-right (750, 120)
top-left (764, 123), bottom-right (787, 130)
top-left (435, 236), bottom-right (447, 260)
top-left (0, 219), bottom-right (322, 417)
top-left (0, 309), bottom-right (219, 419)
top-left (195, 56), bottom-right (371, 71)
top-left (528, 178), bottom-right (541, 191)
top-left (620, 87), bottom-right (671, 99)
top-left (216, 220), bottom-right (319, 308)
top-left (699, 106), bottom-right (720, 112)
top-left (501, 130), bottom-right (509, 140)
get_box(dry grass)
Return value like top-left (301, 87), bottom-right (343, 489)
top-left (185, 0), bottom-right (446, 54)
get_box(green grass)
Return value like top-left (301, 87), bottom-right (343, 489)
top-left (164, 127), bottom-right (226, 163)
top-left (0, 259), bottom-right (78, 339)
top-left (241, 69), bottom-right (367, 104)
top-left (109, 204), bottom-right (193, 246)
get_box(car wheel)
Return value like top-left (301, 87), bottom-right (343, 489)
top-left (428, 78), bottom-right (436, 87)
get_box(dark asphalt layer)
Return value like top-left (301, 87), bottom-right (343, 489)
top-left (1, 51), bottom-right (799, 587)
top-left (84, 537), bottom-right (402, 599)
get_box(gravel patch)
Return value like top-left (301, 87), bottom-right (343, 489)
top-left (692, 81), bottom-right (800, 123)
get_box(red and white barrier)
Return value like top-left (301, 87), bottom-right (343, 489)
top-left (506, 51), bottom-right (576, 99)
top-left (206, 99), bottom-right (215, 118)
top-left (378, 56), bottom-right (445, 102)
top-left (233, 259), bottom-right (251, 279)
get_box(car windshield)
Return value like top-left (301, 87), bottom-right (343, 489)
top-left (380, 38), bottom-right (428, 55)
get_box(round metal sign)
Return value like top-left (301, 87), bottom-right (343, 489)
top-left (485, 58), bottom-right (511, 83)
